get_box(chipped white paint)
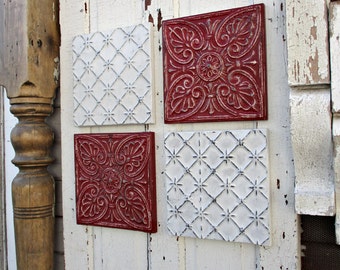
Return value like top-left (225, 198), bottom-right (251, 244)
top-left (286, 0), bottom-right (330, 85)
top-left (333, 119), bottom-right (340, 243)
top-left (60, 0), bottom-right (298, 269)
top-left (286, 0), bottom-right (335, 218)
top-left (330, 1), bottom-right (340, 244)
top-left (330, 2), bottom-right (340, 114)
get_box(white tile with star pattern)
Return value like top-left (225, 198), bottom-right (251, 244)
top-left (164, 129), bottom-right (270, 245)
top-left (72, 23), bottom-right (153, 126)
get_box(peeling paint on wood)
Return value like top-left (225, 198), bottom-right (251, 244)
top-left (286, 0), bottom-right (330, 86)
top-left (287, 0), bottom-right (335, 225)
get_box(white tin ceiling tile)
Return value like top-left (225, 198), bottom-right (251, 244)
top-left (72, 23), bottom-right (153, 126)
top-left (164, 129), bottom-right (270, 245)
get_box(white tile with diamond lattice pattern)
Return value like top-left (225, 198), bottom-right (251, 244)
top-left (72, 23), bottom-right (153, 126)
top-left (164, 129), bottom-right (270, 245)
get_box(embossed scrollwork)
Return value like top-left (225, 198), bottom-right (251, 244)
top-left (78, 183), bottom-right (108, 222)
top-left (115, 136), bottom-right (149, 177)
top-left (163, 4), bottom-right (267, 123)
top-left (75, 136), bottom-right (107, 176)
top-left (74, 133), bottom-right (156, 232)
top-left (215, 11), bottom-right (260, 58)
top-left (116, 186), bottom-right (149, 228)
top-left (166, 75), bottom-right (206, 120)
top-left (164, 21), bottom-right (206, 65)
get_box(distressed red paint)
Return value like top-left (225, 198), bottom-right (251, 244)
top-left (162, 4), bottom-right (267, 123)
top-left (74, 132), bottom-right (157, 233)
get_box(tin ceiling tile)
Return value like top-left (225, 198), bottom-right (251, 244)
top-left (74, 132), bottom-right (157, 233)
top-left (162, 4), bottom-right (267, 123)
top-left (72, 23), bottom-right (153, 126)
top-left (164, 129), bottom-right (270, 245)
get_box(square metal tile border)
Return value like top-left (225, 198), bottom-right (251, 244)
top-left (72, 23), bottom-right (154, 126)
top-left (74, 132), bottom-right (157, 233)
top-left (164, 129), bottom-right (270, 245)
top-left (162, 4), bottom-right (267, 123)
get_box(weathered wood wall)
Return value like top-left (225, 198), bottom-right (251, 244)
top-left (60, 0), bottom-right (299, 269)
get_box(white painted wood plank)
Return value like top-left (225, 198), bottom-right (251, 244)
top-left (146, 3), bottom-right (181, 269)
top-left (330, 1), bottom-right (340, 244)
top-left (249, 1), bottom-right (299, 268)
top-left (90, 0), bottom-right (146, 33)
top-left (286, 0), bottom-right (330, 86)
top-left (330, 2), bottom-right (340, 113)
top-left (185, 238), bottom-right (256, 270)
top-left (145, 0), bottom-right (175, 23)
top-left (93, 228), bottom-right (148, 270)
top-left (60, 1), bottom-right (93, 269)
top-left (175, 0), bottom-right (253, 17)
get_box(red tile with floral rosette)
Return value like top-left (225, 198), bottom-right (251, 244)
top-left (74, 132), bottom-right (157, 233)
top-left (162, 4), bottom-right (267, 123)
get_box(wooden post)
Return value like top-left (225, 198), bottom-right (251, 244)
top-left (0, 0), bottom-right (60, 269)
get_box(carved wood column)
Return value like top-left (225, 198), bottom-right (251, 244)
top-left (10, 98), bottom-right (55, 269)
top-left (0, 0), bottom-right (60, 269)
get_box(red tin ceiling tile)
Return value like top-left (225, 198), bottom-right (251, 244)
top-left (162, 4), bottom-right (267, 123)
top-left (74, 132), bottom-right (157, 233)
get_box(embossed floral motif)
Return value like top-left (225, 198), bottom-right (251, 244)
top-left (101, 166), bottom-right (123, 193)
top-left (197, 52), bottom-right (224, 81)
top-left (163, 4), bottom-right (267, 123)
top-left (75, 132), bottom-right (157, 232)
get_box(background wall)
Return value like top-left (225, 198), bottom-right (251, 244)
top-left (3, 91), bottom-right (17, 270)
top-left (60, 1), bottom-right (298, 269)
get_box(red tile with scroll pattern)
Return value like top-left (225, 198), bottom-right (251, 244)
top-left (74, 132), bottom-right (157, 233)
top-left (162, 4), bottom-right (267, 123)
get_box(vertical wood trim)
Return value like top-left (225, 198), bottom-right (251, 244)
top-left (60, 1), bottom-right (92, 268)
top-left (259, 1), bottom-right (300, 268)
top-left (330, 1), bottom-right (340, 244)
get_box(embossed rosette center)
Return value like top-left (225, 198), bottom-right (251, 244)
top-left (197, 52), bottom-right (224, 82)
